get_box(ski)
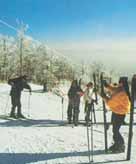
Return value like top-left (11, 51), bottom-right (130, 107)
top-left (127, 75), bottom-right (135, 160)
top-left (61, 97), bottom-right (64, 121)
top-left (86, 121), bottom-right (91, 163)
top-left (0, 115), bottom-right (17, 120)
top-left (100, 72), bottom-right (108, 152)
top-left (0, 115), bottom-right (33, 121)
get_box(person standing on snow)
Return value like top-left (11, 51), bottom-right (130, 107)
top-left (83, 82), bottom-right (95, 125)
top-left (67, 80), bottom-right (83, 126)
top-left (101, 81), bottom-right (130, 153)
top-left (8, 75), bottom-right (31, 118)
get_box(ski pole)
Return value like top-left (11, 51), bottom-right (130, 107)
top-left (127, 76), bottom-right (135, 160)
top-left (86, 103), bottom-right (92, 163)
top-left (27, 93), bottom-right (31, 117)
top-left (87, 122), bottom-right (91, 163)
top-left (92, 102), bottom-right (96, 124)
top-left (100, 73), bottom-right (108, 152)
top-left (61, 97), bottom-right (64, 121)
top-left (90, 108), bottom-right (94, 163)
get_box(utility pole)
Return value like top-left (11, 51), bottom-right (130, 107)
top-left (18, 23), bottom-right (28, 76)
top-left (19, 37), bottom-right (23, 76)
top-left (0, 19), bottom-right (28, 76)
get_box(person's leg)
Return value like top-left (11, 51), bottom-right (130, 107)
top-left (10, 95), bottom-right (16, 117)
top-left (110, 113), bottom-right (125, 152)
top-left (73, 97), bottom-right (81, 126)
top-left (113, 114), bottom-right (125, 145)
top-left (16, 94), bottom-right (25, 118)
top-left (85, 102), bottom-right (89, 122)
top-left (85, 102), bottom-right (93, 124)
top-left (17, 101), bottom-right (22, 117)
top-left (73, 105), bottom-right (79, 126)
top-left (67, 101), bottom-right (73, 123)
top-left (84, 101), bottom-right (88, 113)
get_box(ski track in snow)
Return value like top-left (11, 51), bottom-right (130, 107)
top-left (0, 83), bottom-right (135, 164)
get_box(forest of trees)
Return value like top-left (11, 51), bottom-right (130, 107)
top-left (0, 32), bottom-right (116, 90)
top-left (0, 34), bottom-right (78, 88)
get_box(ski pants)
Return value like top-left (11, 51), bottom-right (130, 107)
top-left (111, 112), bottom-right (125, 145)
top-left (84, 101), bottom-right (88, 113)
top-left (10, 94), bottom-right (22, 115)
top-left (85, 101), bottom-right (93, 122)
top-left (67, 100), bottom-right (80, 123)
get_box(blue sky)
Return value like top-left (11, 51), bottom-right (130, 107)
top-left (1, 0), bottom-right (136, 74)
top-left (1, 0), bottom-right (136, 42)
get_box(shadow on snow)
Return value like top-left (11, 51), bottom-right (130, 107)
top-left (0, 150), bottom-right (127, 164)
top-left (0, 117), bottom-right (136, 128)
top-left (0, 118), bottom-right (68, 127)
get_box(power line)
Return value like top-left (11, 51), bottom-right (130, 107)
top-left (0, 19), bottom-right (17, 31)
top-left (0, 19), bottom-right (73, 67)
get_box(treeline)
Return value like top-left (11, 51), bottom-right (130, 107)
top-left (0, 34), bottom-right (117, 89)
top-left (0, 35), bottom-right (76, 88)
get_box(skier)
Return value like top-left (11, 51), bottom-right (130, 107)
top-left (67, 80), bottom-right (83, 126)
top-left (83, 82), bottom-right (95, 125)
top-left (101, 81), bottom-right (131, 153)
top-left (8, 75), bottom-right (31, 118)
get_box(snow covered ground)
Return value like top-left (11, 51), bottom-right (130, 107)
top-left (0, 83), bottom-right (136, 164)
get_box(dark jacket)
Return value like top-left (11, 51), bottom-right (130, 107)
top-left (8, 76), bottom-right (31, 96)
top-left (68, 86), bottom-right (83, 107)
top-left (68, 86), bottom-right (82, 98)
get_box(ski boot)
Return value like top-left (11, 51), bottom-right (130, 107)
top-left (73, 115), bottom-right (79, 126)
top-left (9, 113), bottom-right (16, 119)
top-left (73, 119), bottom-right (78, 126)
top-left (117, 144), bottom-right (125, 153)
top-left (10, 108), bottom-right (16, 118)
top-left (108, 144), bottom-right (125, 153)
top-left (16, 113), bottom-right (26, 119)
top-left (68, 118), bottom-right (72, 124)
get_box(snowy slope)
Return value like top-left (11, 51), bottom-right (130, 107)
top-left (0, 83), bottom-right (136, 164)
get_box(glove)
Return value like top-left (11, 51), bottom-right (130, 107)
top-left (101, 92), bottom-right (107, 98)
top-left (77, 92), bottom-right (84, 97)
